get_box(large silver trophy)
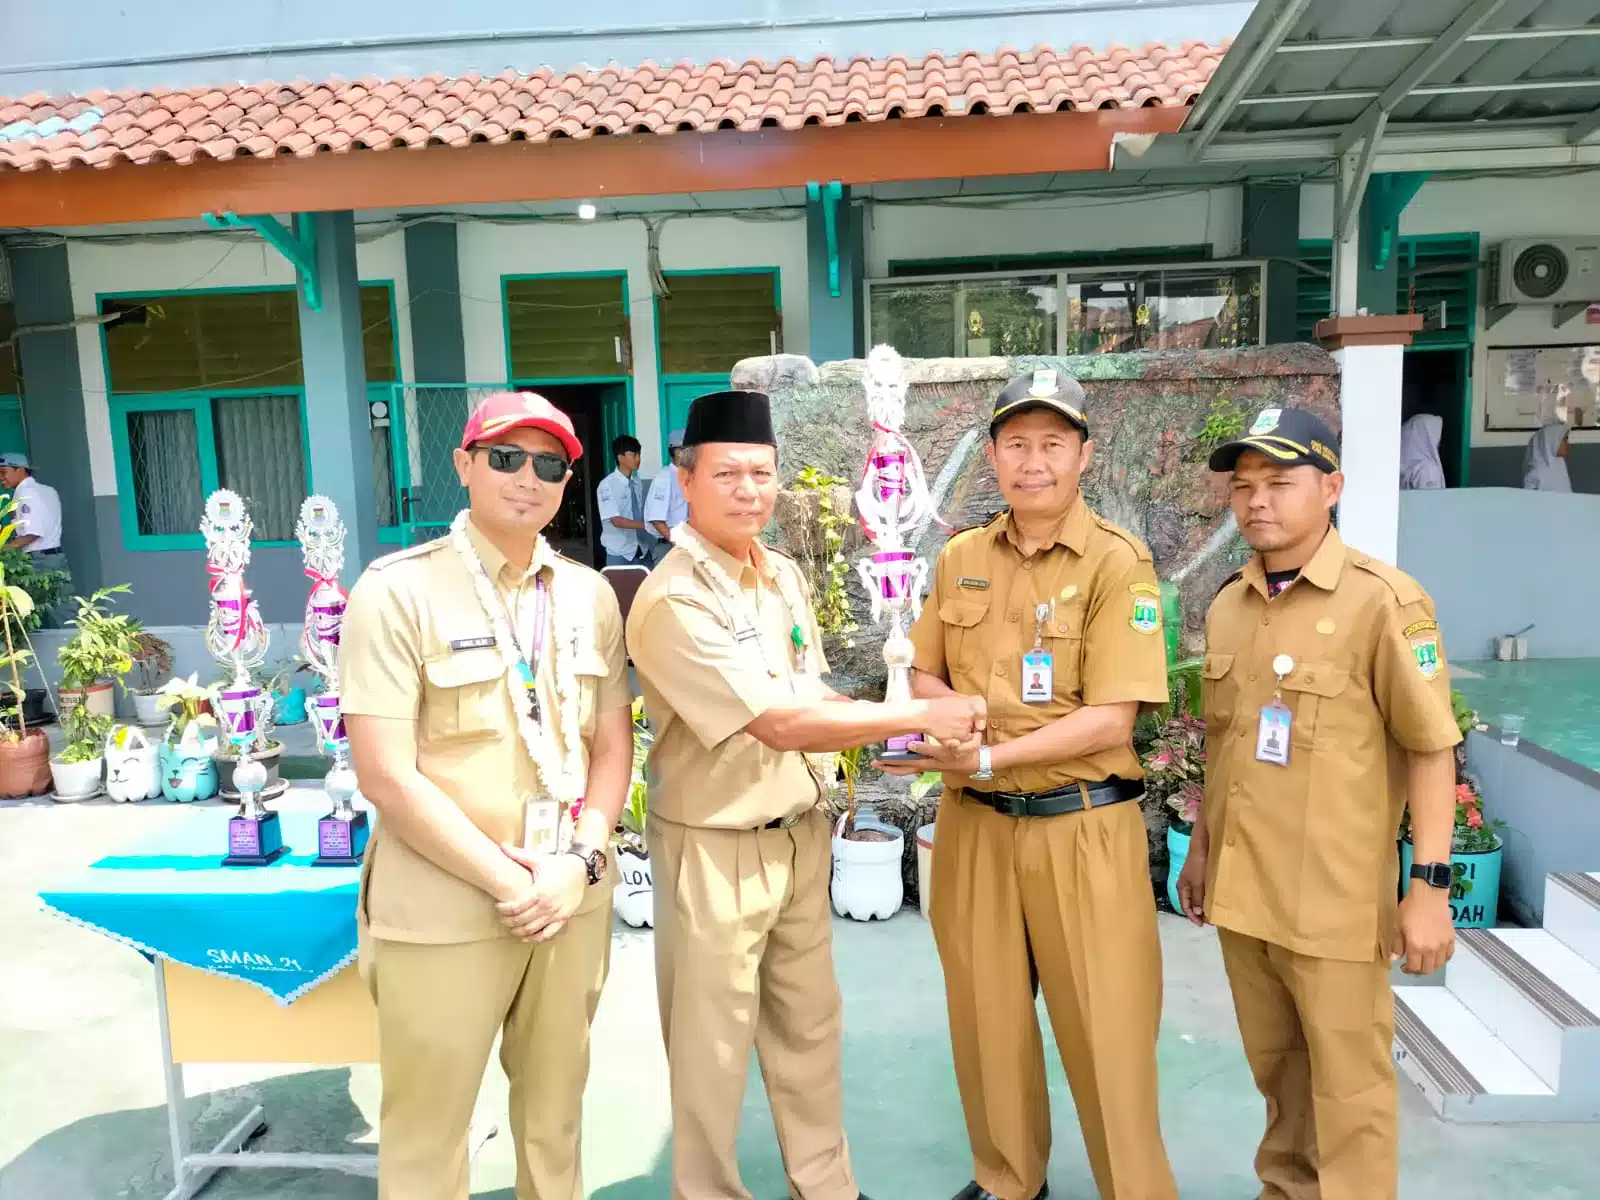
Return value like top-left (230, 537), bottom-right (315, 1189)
top-left (853, 345), bottom-right (946, 761)
top-left (298, 496), bottom-right (368, 866)
top-left (204, 490), bottom-right (284, 865)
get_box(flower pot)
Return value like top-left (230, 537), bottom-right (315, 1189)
top-left (830, 809), bottom-right (905, 921)
top-left (916, 823), bottom-right (936, 920)
top-left (273, 686), bottom-right (309, 726)
top-left (160, 740), bottom-right (219, 803)
top-left (105, 729), bottom-right (162, 802)
top-left (614, 843), bottom-right (655, 928)
top-left (132, 691), bottom-right (169, 728)
top-left (216, 742), bottom-right (286, 801)
top-left (1166, 824), bottom-right (1192, 915)
top-left (59, 680), bottom-right (115, 719)
top-left (49, 755), bottom-right (103, 800)
top-left (0, 729), bottom-right (53, 798)
top-left (1401, 837), bottom-right (1503, 929)
top-left (19, 689), bottom-right (52, 728)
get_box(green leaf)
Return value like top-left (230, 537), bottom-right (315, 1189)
top-left (5, 586), bottom-right (34, 620)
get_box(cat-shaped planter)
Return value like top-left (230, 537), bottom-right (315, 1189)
top-left (160, 726), bottom-right (220, 803)
top-left (105, 726), bottom-right (162, 802)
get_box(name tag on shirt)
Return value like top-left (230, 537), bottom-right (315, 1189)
top-left (523, 797), bottom-right (560, 857)
top-left (449, 636), bottom-right (497, 652)
top-left (1022, 650), bottom-right (1053, 704)
top-left (1256, 702), bottom-right (1292, 766)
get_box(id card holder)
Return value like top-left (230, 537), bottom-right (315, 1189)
top-left (1022, 649), bottom-right (1054, 704)
top-left (1256, 701), bottom-right (1292, 766)
top-left (522, 796), bottom-right (561, 857)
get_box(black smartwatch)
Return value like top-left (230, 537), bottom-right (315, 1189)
top-left (1410, 862), bottom-right (1452, 890)
top-left (568, 843), bottom-right (607, 886)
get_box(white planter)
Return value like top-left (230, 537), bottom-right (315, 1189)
top-left (830, 809), bottom-right (905, 922)
top-left (916, 822), bottom-right (936, 920)
top-left (132, 691), bottom-right (169, 728)
top-left (614, 845), bottom-right (655, 928)
top-left (49, 755), bottom-right (103, 800)
top-left (105, 729), bottom-right (162, 802)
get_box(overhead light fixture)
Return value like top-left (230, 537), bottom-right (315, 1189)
top-left (577, 202), bottom-right (598, 221)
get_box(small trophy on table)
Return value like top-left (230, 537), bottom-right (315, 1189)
top-left (297, 496), bottom-right (369, 867)
top-left (204, 490), bottom-right (286, 866)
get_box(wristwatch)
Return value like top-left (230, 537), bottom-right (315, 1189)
top-left (972, 744), bottom-right (994, 781)
top-left (1410, 861), bottom-right (1452, 890)
top-left (567, 843), bottom-right (607, 886)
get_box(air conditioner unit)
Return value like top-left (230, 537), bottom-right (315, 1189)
top-left (1493, 238), bottom-right (1600, 306)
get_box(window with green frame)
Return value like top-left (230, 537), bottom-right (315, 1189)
top-left (657, 271), bottom-right (780, 374)
top-left (103, 285), bottom-right (398, 545)
top-left (505, 275), bottom-right (630, 379)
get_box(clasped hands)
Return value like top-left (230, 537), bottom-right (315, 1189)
top-left (494, 843), bottom-right (586, 942)
top-left (874, 693), bottom-right (987, 776)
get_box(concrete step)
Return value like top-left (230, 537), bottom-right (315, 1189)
top-left (1393, 988), bottom-right (1555, 1123)
top-left (1447, 927), bottom-right (1600, 1091)
top-left (1547, 872), bottom-right (1600, 971)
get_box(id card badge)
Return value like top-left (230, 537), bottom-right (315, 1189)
top-left (1022, 649), bottom-right (1054, 704)
top-left (1256, 702), bottom-right (1292, 766)
top-left (522, 797), bottom-right (561, 857)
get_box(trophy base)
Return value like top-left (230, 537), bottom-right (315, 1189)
top-left (313, 810), bottom-right (371, 867)
top-left (223, 810), bottom-right (287, 866)
top-left (877, 734), bottom-right (928, 764)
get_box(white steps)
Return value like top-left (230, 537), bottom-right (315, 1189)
top-left (1394, 872), bottom-right (1600, 1123)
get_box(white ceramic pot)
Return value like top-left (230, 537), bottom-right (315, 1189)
top-left (49, 755), bottom-right (103, 800)
top-left (132, 691), bottom-right (169, 727)
top-left (105, 728), bottom-right (162, 802)
top-left (614, 844), bottom-right (655, 928)
top-left (830, 809), bottom-right (905, 921)
top-left (916, 822), bottom-right (936, 920)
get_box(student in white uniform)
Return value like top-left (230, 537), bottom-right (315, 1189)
top-left (643, 427), bottom-right (690, 565)
top-left (596, 435), bottom-right (649, 567)
top-left (0, 453), bottom-right (70, 624)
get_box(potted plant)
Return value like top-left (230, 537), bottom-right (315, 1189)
top-left (49, 699), bottom-right (112, 800)
top-left (612, 698), bottom-right (655, 929)
top-left (127, 632), bottom-right (174, 726)
top-left (155, 674), bottom-right (220, 802)
top-left (0, 540), bottom-right (70, 727)
top-left (104, 723), bottom-right (162, 802)
top-left (1141, 712), bottom-right (1207, 914)
top-left (0, 505), bottom-right (52, 797)
top-left (261, 655), bottom-right (311, 727)
top-left (56, 585), bottom-right (141, 719)
top-left (910, 770), bottom-right (942, 920)
top-left (830, 746), bottom-right (905, 921)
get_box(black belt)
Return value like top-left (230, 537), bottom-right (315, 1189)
top-left (964, 777), bottom-right (1142, 818)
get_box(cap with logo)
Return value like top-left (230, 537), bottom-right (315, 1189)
top-left (460, 391), bottom-right (583, 462)
top-left (682, 390), bottom-right (776, 448)
top-left (990, 368), bottom-right (1090, 439)
top-left (0, 453), bottom-right (30, 469)
top-left (1207, 407), bottom-right (1340, 474)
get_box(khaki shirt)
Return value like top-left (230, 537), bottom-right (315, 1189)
top-left (340, 520), bottom-right (631, 943)
top-left (627, 524), bottom-right (831, 829)
top-left (908, 496), bottom-right (1169, 794)
top-left (1201, 527), bottom-right (1462, 963)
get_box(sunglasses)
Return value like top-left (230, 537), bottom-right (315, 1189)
top-left (475, 445), bottom-right (570, 483)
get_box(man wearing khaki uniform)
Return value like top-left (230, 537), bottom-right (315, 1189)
top-left (888, 371), bottom-right (1178, 1200)
top-left (1178, 407), bottom-right (1460, 1200)
top-left (342, 391), bottom-right (634, 1200)
top-left (628, 388), bottom-right (986, 1200)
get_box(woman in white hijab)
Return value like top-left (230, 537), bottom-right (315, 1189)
top-left (1399, 413), bottom-right (1447, 489)
top-left (1522, 421), bottom-right (1572, 491)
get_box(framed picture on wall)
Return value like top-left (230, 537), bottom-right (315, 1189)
top-left (1485, 342), bottom-right (1600, 432)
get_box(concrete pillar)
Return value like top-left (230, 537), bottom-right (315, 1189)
top-left (9, 243), bottom-right (103, 597)
top-left (807, 185), bottom-right (864, 364)
top-left (403, 218), bottom-right (469, 531)
top-left (1242, 182), bottom-right (1300, 345)
top-left (1315, 315), bottom-right (1425, 565)
top-left (299, 211), bottom-right (380, 581)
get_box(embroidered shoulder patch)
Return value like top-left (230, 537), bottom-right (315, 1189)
top-left (1403, 619), bottom-right (1439, 639)
top-left (1129, 584), bottom-right (1161, 634)
top-left (1411, 635), bottom-right (1442, 680)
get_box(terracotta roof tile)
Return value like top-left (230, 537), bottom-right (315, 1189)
top-left (0, 41), bottom-right (1223, 172)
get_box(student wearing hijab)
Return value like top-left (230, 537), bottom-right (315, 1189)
top-left (1399, 414), bottom-right (1447, 490)
top-left (1522, 422), bottom-right (1572, 492)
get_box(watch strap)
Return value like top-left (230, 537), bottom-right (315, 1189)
top-left (1410, 861), bottom-right (1452, 889)
top-left (973, 744), bottom-right (993, 780)
top-left (569, 843), bottom-right (606, 885)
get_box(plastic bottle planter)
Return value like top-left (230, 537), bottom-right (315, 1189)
top-left (1401, 838), bottom-right (1503, 929)
top-left (1166, 824), bottom-right (1192, 915)
top-left (160, 740), bottom-right (220, 803)
top-left (614, 845), bottom-right (655, 928)
top-left (105, 728), bottom-right (162, 802)
top-left (274, 686), bottom-right (309, 726)
top-left (830, 809), bottom-right (905, 921)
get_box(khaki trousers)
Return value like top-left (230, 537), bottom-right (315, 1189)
top-left (1216, 929), bottom-right (1397, 1200)
top-left (930, 790), bottom-right (1177, 1200)
top-left (649, 808), bottom-right (856, 1200)
top-left (364, 892), bottom-right (613, 1200)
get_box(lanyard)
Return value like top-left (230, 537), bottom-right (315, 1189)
top-left (464, 556), bottom-right (550, 719)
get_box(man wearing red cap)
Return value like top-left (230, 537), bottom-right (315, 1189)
top-left (340, 390), bottom-right (633, 1200)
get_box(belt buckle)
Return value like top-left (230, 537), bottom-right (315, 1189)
top-left (995, 791), bottom-right (1027, 818)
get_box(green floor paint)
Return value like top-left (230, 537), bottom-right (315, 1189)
top-left (4, 792), bottom-right (1599, 1198)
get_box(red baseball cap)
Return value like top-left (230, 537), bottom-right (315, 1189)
top-left (460, 391), bottom-right (583, 462)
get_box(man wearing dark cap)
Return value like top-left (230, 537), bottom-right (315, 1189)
top-left (1178, 406), bottom-right (1460, 1200)
top-left (341, 391), bottom-right (634, 1199)
top-left (627, 389), bottom-right (985, 1200)
top-left (888, 368), bottom-right (1178, 1200)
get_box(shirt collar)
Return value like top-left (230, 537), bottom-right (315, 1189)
top-left (1241, 525), bottom-right (1345, 597)
top-left (680, 522), bottom-right (780, 588)
top-left (465, 515), bottom-right (552, 587)
top-left (996, 492), bottom-right (1091, 557)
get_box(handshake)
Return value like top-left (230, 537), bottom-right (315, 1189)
top-left (921, 694), bottom-right (987, 745)
top-left (875, 693), bottom-right (987, 775)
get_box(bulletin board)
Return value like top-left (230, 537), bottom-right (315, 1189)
top-left (1485, 343), bottom-right (1600, 432)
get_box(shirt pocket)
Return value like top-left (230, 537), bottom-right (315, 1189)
top-left (1278, 661), bottom-right (1351, 750)
top-left (421, 650), bottom-right (507, 742)
top-left (1202, 652), bottom-right (1237, 730)
top-left (574, 652), bottom-right (609, 738)
top-left (938, 595), bottom-right (992, 674)
top-left (1042, 603), bottom-right (1085, 696)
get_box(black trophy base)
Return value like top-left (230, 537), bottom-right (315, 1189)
top-left (223, 810), bottom-right (288, 866)
top-left (313, 810), bottom-right (371, 867)
top-left (876, 736), bottom-right (928, 764)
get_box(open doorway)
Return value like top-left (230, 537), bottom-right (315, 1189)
top-left (532, 382), bottom-right (629, 567)
top-left (1402, 348), bottom-right (1470, 488)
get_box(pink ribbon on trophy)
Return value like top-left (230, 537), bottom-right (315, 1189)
top-left (302, 566), bottom-right (348, 651)
top-left (856, 424), bottom-right (955, 541)
top-left (206, 562), bottom-right (253, 651)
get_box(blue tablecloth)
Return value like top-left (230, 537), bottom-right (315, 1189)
top-left (39, 808), bottom-right (361, 1006)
